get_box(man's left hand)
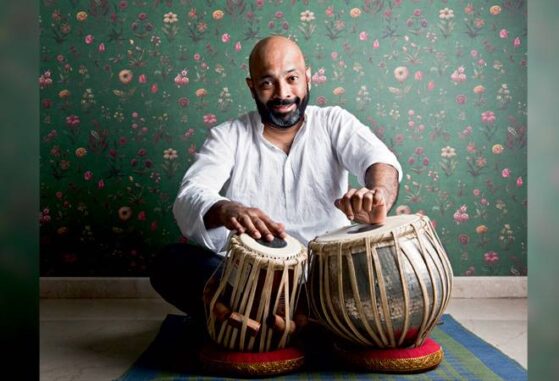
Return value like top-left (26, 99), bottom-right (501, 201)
top-left (334, 187), bottom-right (387, 225)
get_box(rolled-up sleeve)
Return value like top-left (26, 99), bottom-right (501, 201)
top-left (173, 123), bottom-right (235, 252)
top-left (327, 106), bottom-right (402, 185)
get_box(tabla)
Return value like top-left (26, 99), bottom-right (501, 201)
top-left (307, 214), bottom-right (453, 349)
top-left (204, 233), bottom-right (307, 352)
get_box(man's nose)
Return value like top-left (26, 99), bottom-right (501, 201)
top-left (273, 81), bottom-right (291, 99)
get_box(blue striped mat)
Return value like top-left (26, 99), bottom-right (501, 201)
top-left (116, 314), bottom-right (526, 380)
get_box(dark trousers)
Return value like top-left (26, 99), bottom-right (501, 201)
top-left (149, 243), bottom-right (224, 322)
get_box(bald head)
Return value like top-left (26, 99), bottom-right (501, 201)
top-left (246, 36), bottom-right (311, 129)
top-left (248, 36), bottom-right (306, 79)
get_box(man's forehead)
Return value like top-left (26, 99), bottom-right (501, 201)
top-left (249, 37), bottom-right (306, 76)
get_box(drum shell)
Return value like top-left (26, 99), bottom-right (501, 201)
top-left (308, 215), bottom-right (453, 348)
top-left (204, 235), bottom-right (307, 352)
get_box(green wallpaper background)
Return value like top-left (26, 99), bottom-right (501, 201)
top-left (39, 0), bottom-right (527, 276)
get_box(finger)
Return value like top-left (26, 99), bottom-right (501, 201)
top-left (362, 190), bottom-right (374, 212)
top-left (240, 215), bottom-right (261, 239)
top-left (371, 190), bottom-right (387, 224)
top-left (228, 217), bottom-right (245, 235)
top-left (341, 189), bottom-right (358, 220)
top-left (372, 188), bottom-right (386, 206)
top-left (259, 215), bottom-right (287, 239)
top-left (351, 188), bottom-right (369, 214)
top-left (253, 217), bottom-right (274, 241)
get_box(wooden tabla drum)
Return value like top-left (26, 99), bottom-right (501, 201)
top-left (204, 233), bottom-right (307, 353)
top-left (307, 214), bottom-right (453, 349)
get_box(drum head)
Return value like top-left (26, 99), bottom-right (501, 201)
top-left (239, 233), bottom-right (303, 259)
top-left (314, 214), bottom-right (422, 243)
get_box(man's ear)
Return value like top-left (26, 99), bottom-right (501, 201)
top-left (306, 67), bottom-right (312, 90)
top-left (246, 77), bottom-right (255, 99)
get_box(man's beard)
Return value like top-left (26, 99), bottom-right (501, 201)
top-left (254, 87), bottom-right (310, 129)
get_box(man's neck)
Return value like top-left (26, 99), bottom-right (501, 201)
top-left (262, 119), bottom-right (304, 154)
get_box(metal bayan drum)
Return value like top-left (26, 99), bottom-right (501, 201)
top-left (204, 233), bottom-right (307, 352)
top-left (308, 214), bottom-right (453, 348)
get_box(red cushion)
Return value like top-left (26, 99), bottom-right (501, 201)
top-left (199, 343), bottom-right (305, 377)
top-left (334, 337), bottom-right (444, 373)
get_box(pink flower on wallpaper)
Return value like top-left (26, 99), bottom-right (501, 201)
top-left (174, 70), bottom-right (189, 86)
top-left (325, 6), bottom-right (334, 17)
top-left (84, 34), bottom-right (94, 44)
top-left (84, 171), bottom-right (93, 181)
top-left (235, 41), bottom-right (242, 52)
top-left (502, 168), bottom-right (511, 178)
top-left (138, 74), bottom-right (147, 83)
top-left (150, 83), bottom-right (158, 93)
top-left (311, 68), bottom-right (327, 84)
top-left (98, 179), bottom-right (105, 189)
top-left (414, 71), bottom-right (423, 81)
top-left (316, 96), bottom-right (327, 106)
top-left (465, 266), bottom-right (476, 276)
top-left (66, 115), bottom-right (80, 127)
top-left (188, 144), bottom-right (197, 155)
top-left (453, 205), bottom-right (469, 224)
top-left (203, 114), bottom-right (217, 126)
top-left (473, 188), bottom-right (480, 197)
top-left (458, 234), bottom-right (470, 245)
top-left (137, 211), bottom-right (146, 221)
top-left (481, 111), bottom-right (496, 124)
top-left (372, 39), bottom-right (380, 49)
top-left (221, 33), bottom-right (231, 43)
top-left (513, 37), bottom-right (521, 48)
top-left (516, 176), bottom-right (523, 187)
top-left (178, 97), bottom-right (189, 107)
top-left (427, 80), bottom-right (436, 91)
top-left (359, 31), bottom-right (368, 41)
top-left (470, 49), bottom-right (478, 58)
top-left (98, 43), bottom-right (105, 53)
top-left (484, 251), bottom-right (499, 264)
top-left (499, 29), bottom-right (509, 39)
top-left (456, 94), bottom-right (466, 104)
top-left (450, 66), bottom-right (466, 84)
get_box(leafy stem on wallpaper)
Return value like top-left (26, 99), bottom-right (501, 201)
top-left (437, 17), bottom-right (455, 39)
top-left (480, 124), bottom-right (497, 141)
top-left (432, 190), bottom-right (453, 216)
top-left (299, 20), bottom-right (316, 40)
top-left (51, 24), bottom-right (70, 44)
top-left (362, 0), bottom-right (385, 15)
top-left (186, 22), bottom-right (206, 42)
top-left (439, 156), bottom-right (457, 177)
top-left (323, 17), bottom-right (345, 40)
top-left (225, 0), bottom-right (247, 17)
top-left (403, 179), bottom-right (422, 204)
top-left (466, 152), bottom-right (487, 177)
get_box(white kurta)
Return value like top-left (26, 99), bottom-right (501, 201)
top-left (173, 105), bottom-right (402, 254)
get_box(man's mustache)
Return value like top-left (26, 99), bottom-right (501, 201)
top-left (267, 97), bottom-right (299, 107)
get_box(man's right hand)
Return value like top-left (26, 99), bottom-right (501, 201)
top-left (204, 200), bottom-right (287, 242)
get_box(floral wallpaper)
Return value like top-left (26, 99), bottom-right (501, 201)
top-left (39, 0), bottom-right (527, 276)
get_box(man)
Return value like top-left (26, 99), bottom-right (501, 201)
top-left (150, 36), bottom-right (402, 324)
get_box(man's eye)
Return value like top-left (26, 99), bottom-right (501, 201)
top-left (289, 76), bottom-right (298, 81)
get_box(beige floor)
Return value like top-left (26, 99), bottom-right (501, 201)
top-left (40, 298), bottom-right (527, 380)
